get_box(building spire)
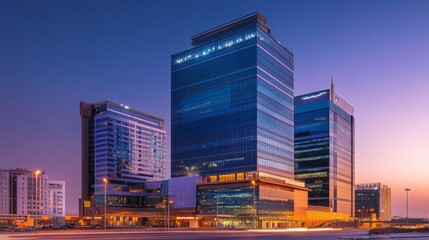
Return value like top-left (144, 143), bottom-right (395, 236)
top-left (330, 76), bottom-right (335, 102)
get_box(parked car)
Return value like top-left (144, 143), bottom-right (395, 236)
top-left (89, 224), bottom-right (103, 229)
top-left (51, 224), bottom-right (67, 229)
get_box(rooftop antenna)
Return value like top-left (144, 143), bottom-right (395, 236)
top-left (330, 76), bottom-right (335, 102)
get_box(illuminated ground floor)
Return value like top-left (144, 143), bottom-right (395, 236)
top-left (80, 207), bottom-right (197, 227)
top-left (79, 174), bottom-right (355, 229)
top-left (197, 215), bottom-right (305, 229)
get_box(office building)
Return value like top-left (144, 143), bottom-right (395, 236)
top-left (172, 12), bottom-right (309, 228)
top-left (355, 183), bottom-right (391, 221)
top-left (171, 12), bottom-right (295, 179)
top-left (294, 80), bottom-right (355, 216)
top-left (80, 100), bottom-right (182, 226)
top-left (80, 100), bottom-right (167, 211)
top-left (48, 180), bottom-right (66, 217)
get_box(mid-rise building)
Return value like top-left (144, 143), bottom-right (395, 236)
top-left (0, 169), bottom-right (66, 222)
top-left (16, 172), bottom-right (49, 215)
top-left (355, 183), bottom-right (391, 221)
top-left (172, 12), bottom-right (309, 228)
top-left (48, 180), bottom-right (65, 217)
top-left (79, 100), bottom-right (171, 225)
top-left (0, 168), bottom-right (33, 214)
top-left (294, 80), bottom-right (355, 216)
top-left (80, 100), bottom-right (167, 211)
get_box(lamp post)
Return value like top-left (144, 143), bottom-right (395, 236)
top-left (34, 170), bottom-right (41, 231)
top-left (405, 188), bottom-right (411, 226)
top-left (103, 178), bottom-right (108, 231)
top-left (167, 200), bottom-right (173, 231)
top-left (251, 180), bottom-right (256, 229)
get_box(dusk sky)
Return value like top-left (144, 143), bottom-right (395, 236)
top-left (1, 0), bottom-right (428, 216)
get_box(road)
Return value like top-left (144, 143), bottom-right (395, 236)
top-left (2, 229), bottom-right (368, 240)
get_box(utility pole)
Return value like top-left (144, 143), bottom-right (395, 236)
top-left (34, 170), bottom-right (41, 234)
top-left (167, 199), bottom-right (173, 232)
top-left (164, 195), bottom-right (167, 231)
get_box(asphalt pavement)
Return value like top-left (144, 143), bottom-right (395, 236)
top-left (1, 229), bottom-right (368, 240)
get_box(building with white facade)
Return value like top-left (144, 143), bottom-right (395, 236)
top-left (0, 168), bottom-right (66, 225)
top-left (48, 180), bottom-right (66, 217)
top-left (16, 172), bottom-right (49, 215)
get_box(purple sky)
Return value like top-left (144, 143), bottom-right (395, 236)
top-left (1, 0), bottom-right (428, 216)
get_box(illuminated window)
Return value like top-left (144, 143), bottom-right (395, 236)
top-left (207, 175), bottom-right (217, 182)
top-left (218, 174), bottom-right (235, 182)
top-left (236, 173), bottom-right (245, 180)
top-left (174, 32), bottom-right (256, 65)
top-left (295, 171), bottom-right (328, 180)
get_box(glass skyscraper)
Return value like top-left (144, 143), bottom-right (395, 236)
top-left (171, 13), bottom-right (310, 229)
top-left (171, 12), bottom-right (295, 180)
top-left (80, 100), bottom-right (166, 208)
top-left (294, 81), bottom-right (355, 216)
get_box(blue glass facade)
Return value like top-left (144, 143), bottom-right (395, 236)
top-left (171, 13), bottom-right (295, 179)
top-left (294, 87), bottom-right (355, 216)
top-left (197, 179), bottom-right (304, 228)
top-left (80, 100), bottom-right (166, 208)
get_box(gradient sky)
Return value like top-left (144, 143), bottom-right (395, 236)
top-left (1, 0), bottom-right (428, 216)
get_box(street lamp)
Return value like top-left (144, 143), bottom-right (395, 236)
top-left (251, 180), bottom-right (256, 229)
top-left (167, 200), bottom-right (174, 231)
top-left (405, 188), bottom-right (411, 226)
top-left (34, 170), bottom-right (41, 231)
top-left (103, 178), bottom-right (108, 231)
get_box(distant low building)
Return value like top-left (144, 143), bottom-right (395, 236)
top-left (0, 168), bottom-right (66, 225)
top-left (355, 183), bottom-right (391, 221)
top-left (48, 180), bottom-right (66, 217)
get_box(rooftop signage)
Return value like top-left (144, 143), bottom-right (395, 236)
top-left (301, 91), bottom-right (328, 101)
